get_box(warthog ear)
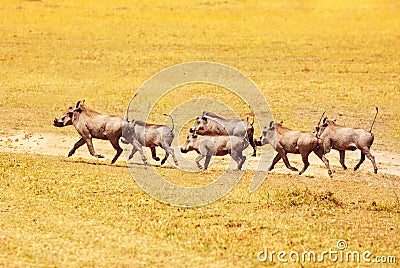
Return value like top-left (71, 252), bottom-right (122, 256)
top-left (75, 100), bottom-right (85, 112)
top-left (269, 121), bottom-right (274, 127)
top-left (278, 120), bottom-right (283, 124)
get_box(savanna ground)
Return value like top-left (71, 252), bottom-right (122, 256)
top-left (1, 0), bottom-right (400, 267)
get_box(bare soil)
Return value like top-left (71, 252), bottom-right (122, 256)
top-left (1, 131), bottom-right (399, 177)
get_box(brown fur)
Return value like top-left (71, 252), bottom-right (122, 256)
top-left (53, 100), bottom-right (123, 164)
top-left (190, 111), bottom-right (257, 156)
top-left (317, 117), bottom-right (378, 173)
top-left (256, 121), bottom-right (332, 176)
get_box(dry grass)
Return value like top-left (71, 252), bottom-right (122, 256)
top-left (1, 0), bottom-right (399, 148)
top-left (1, 0), bottom-right (400, 266)
top-left (0, 152), bottom-right (399, 267)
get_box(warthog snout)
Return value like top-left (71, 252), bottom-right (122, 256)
top-left (53, 116), bottom-right (69, 127)
top-left (54, 107), bottom-right (74, 127)
top-left (53, 117), bottom-right (62, 127)
top-left (180, 135), bottom-right (194, 154)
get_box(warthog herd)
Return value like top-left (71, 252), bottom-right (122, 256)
top-left (54, 100), bottom-right (379, 176)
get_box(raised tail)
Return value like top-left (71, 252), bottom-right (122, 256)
top-left (248, 105), bottom-right (255, 126)
top-left (369, 106), bottom-right (379, 133)
top-left (125, 92), bottom-right (138, 122)
top-left (163, 113), bottom-right (175, 132)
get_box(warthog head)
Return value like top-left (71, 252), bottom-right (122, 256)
top-left (53, 106), bottom-right (75, 127)
top-left (255, 121), bottom-right (276, 146)
top-left (315, 117), bottom-right (337, 137)
top-left (189, 116), bottom-right (204, 134)
top-left (180, 135), bottom-right (198, 153)
top-left (122, 120), bottom-right (136, 144)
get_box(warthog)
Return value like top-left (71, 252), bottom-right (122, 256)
top-left (315, 107), bottom-right (379, 174)
top-left (255, 120), bottom-right (332, 176)
top-left (122, 114), bottom-right (179, 166)
top-left (189, 111), bottom-right (257, 156)
top-left (53, 100), bottom-right (123, 164)
top-left (180, 134), bottom-right (248, 170)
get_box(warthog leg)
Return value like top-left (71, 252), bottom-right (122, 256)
top-left (313, 148), bottom-right (332, 177)
top-left (339, 150), bottom-right (347, 170)
top-left (249, 138), bottom-right (257, 157)
top-left (298, 151), bottom-right (311, 175)
top-left (365, 151), bottom-right (378, 174)
top-left (85, 138), bottom-right (104, 159)
top-left (68, 137), bottom-right (86, 157)
top-left (355, 149), bottom-right (378, 174)
top-left (268, 153), bottom-right (281, 171)
top-left (281, 153), bottom-right (298, 172)
top-left (271, 149), bottom-right (298, 172)
top-left (160, 146), bottom-right (179, 166)
top-left (204, 155), bottom-right (212, 169)
top-left (354, 151), bottom-right (365, 171)
top-left (231, 151), bottom-right (246, 170)
top-left (195, 154), bottom-right (206, 169)
top-left (110, 138), bottom-right (123, 164)
top-left (128, 142), bottom-right (149, 165)
top-left (150, 147), bottom-right (160, 161)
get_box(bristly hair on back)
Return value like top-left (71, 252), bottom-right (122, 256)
top-left (273, 121), bottom-right (294, 135)
top-left (79, 102), bottom-right (101, 117)
top-left (202, 111), bottom-right (232, 121)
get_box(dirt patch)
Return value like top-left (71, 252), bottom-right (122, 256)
top-left (1, 131), bottom-right (399, 177)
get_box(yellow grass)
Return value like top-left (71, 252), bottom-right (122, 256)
top-left (1, 0), bottom-right (399, 266)
top-left (1, 152), bottom-right (399, 267)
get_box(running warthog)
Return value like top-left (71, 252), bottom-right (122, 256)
top-left (315, 107), bottom-right (379, 174)
top-left (53, 100), bottom-right (123, 164)
top-left (180, 134), bottom-right (248, 170)
top-left (255, 121), bottom-right (332, 176)
top-left (189, 111), bottom-right (257, 156)
top-left (122, 114), bottom-right (179, 166)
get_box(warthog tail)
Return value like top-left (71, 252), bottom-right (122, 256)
top-left (163, 114), bottom-right (175, 132)
top-left (369, 106), bottom-right (379, 133)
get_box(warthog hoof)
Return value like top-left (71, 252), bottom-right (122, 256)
top-left (290, 167), bottom-right (299, 172)
top-left (268, 166), bottom-right (274, 172)
top-left (68, 151), bottom-right (74, 157)
top-left (154, 157), bottom-right (160, 161)
top-left (96, 154), bottom-right (105, 159)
